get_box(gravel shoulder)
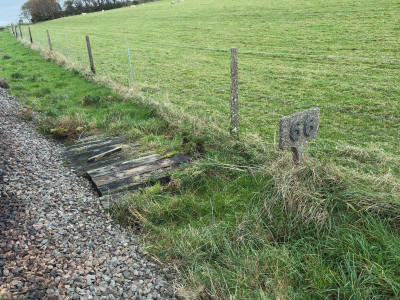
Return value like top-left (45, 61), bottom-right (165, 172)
top-left (0, 88), bottom-right (179, 300)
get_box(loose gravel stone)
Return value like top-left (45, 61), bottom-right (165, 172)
top-left (0, 88), bottom-right (179, 299)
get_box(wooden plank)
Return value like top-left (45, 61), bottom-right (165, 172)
top-left (96, 162), bottom-right (190, 196)
top-left (74, 152), bottom-right (131, 175)
top-left (87, 154), bottom-right (161, 180)
top-left (62, 139), bottom-right (122, 157)
top-left (63, 137), bottom-right (111, 151)
top-left (73, 148), bottom-right (158, 175)
top-left (66, 144), bottom-right (123, 163)
top-left (92, 154), bottom-right (192, 187)
top-left (65, 135), bottom-right (107, 148)
top-left (88, 147), bottom-right (122, 162)
top-left (74, 135), bottom-right (105, 144)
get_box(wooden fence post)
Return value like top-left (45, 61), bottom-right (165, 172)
top-left (28, 27), bottom-right (33, 43)
top-left (230, 47), bottom-right (239, 136)
top-left (46, 30), bottom-right (52, 51)
top-left (19, 25), bottom-right (23, 39)
top-left (86, 35), bottom-right (96, 74)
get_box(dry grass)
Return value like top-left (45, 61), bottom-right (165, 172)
top-left (49, 114), bottom-right (87, 137)
top-left (18, 108), bottom-right (33, 121)
top-left (0, 79), bottom-right (9, 89)
top-left (259, 153), bottom-right (343, 224)
top-left (262, 152), bottom-right (400, 228)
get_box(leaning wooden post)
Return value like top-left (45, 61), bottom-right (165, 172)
top-left (19, 25), bottom-right (23, 39)
top-left (46, 30), bottom-right (52, 51)
top-left (28, 27), bottom-right (33, 43)
top-left (86, 35), bottom-right (96, 74)
top-left (230, 47), bottom-right (239, 137)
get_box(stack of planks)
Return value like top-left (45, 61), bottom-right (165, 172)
top-left (59, 136), bottom-right (193, 209)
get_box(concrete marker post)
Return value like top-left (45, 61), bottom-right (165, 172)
top-left (230, 47), bottom-right (239, 137)
top-left (28, 27), bottom-right (33, 43)
top-left (86, 35), bottom-right (96, 74)
top-left (279, 108), bottom-right (320, 165)
top-left (46, 29), bottom-right (52, 51)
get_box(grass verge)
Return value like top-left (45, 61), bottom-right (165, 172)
top-left (1, 31), bottom-right (400, 299)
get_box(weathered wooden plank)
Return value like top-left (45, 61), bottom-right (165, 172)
top-left (65, 144), bottom-right (123, 163)
top-left (92, 154), bottom-right (192, 187)
top-left (74, 152), bottom-right (131, 175)
top-left (88, 147), bottom-right (122, 162)
top-left (63, 137), bottom-right (111, 152)
top-left (74, 148), bottom-right (158, 175)
top-left (62, 139), bottom-right (122, 157)
top-left (87, 154), bottom-right (161, 180)
top-left (97, 162), bottom-right (191, 196)
top-left (73, 135), bottom-right (105, 145)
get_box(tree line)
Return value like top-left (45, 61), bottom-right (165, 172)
top-left (20, 0), bottom-right (155, 23)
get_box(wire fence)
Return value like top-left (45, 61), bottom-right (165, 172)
top-left (15, 27), bottom-right (400, 177)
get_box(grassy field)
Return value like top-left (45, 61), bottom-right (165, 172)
top-left (2, 0), bottom-right (400, 298)
top-left (20, 0), bottom-right (400, 176)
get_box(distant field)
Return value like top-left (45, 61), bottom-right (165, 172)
top-left (22, 0), bottom-right (400, 175)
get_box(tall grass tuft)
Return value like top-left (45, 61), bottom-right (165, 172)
top-left (113, 158), bottom-right (400, 299)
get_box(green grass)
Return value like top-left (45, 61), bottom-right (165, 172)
top-left (117, 160), bottom-right (400, 299)
top-left (20, 0), bottom-right (400, 176)
top-left (0, 32), bottom-right (175, 145)
top-left (3, 1), bottom-right (400, 298)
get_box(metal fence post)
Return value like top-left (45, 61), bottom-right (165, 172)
top-left (19, 25), bottom-right (23, 39)
top-left (127, 40), bottom-right (134, 90)
top-left (230, 47), bottom-right (239, 136)
top-left (37, 29), bottom-right (41, 47)
top-left (46, 30), bottom-right (52, 51)
top-left (66, 34), bottom-right (71, 61)
top-left (28, 27), bottom-right (33, 43)
top-left (86, 35), bottom-right (96, 74)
